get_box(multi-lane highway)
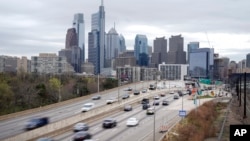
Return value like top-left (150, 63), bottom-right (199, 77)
top-left (0, 80), bottom-right (185, 140)
top-left (52, 92), bottom-right (213, 141)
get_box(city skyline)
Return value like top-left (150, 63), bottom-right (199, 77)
top-left (0, 0), bottom-right (249, 62)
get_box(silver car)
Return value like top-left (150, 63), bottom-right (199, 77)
top-left (73, 122), bottom-right (89, 132)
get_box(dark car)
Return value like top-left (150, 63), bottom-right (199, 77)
top-left (102, 118), bottom-right (117, 128)
top-left (124, 105), bottom-right (132, 111)
top-left (173, 94), bottom-right (179, 99)
top-left (92, 95), bottom-right (101, 100)
top-left (159, 93), bottom-right (166, 97)
top-left (141, 98), bottom-right (149, 104)
top-left (162, 100), bottom-right (170, 106)
top-left (177, 91), bottom-right (183, 97)
top-left (72, 131), bottom-right (92, 141)
top-left (133, 90), bottom-right (140, 95)
top-left (142, 103), bottom-right (150, 110)
top-left (25, 117), bottom-right (49, 130)
top-left (122, 93), bottom-right (130, 99)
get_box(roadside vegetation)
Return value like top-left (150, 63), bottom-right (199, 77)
top-left (0, 72), bottom-right (118, 115)
top-left (163, 101), bottom-right (227, 141)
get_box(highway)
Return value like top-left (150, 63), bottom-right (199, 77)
top-left (52, 92), bottom-right (212, 141)
top-left (0, 80), bottom-right (184, 140)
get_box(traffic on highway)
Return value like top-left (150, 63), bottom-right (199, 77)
top-left (0, 80), bottom-right (211, 141)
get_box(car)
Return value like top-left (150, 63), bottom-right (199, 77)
top-left (92, 95), bottom-right (101, 100)
top-left (159, 93), bottom-right (166, 97)
top-left (106, 97), bottom-right (118, 104)
top-left (81, 103), bottom-right (95, 112)
top-left (102, 118), bottom-right (117, 128)
top-left (124, 105), bottom-right (132, 111)
top-left (142, 103), bottom-right (150, 110)
top-left (177, 91), bottom-right (183, 96)
top-left (153, 100), bottom-right (160, 106)
top-left (36, 137), bottom-right (54, 141)
top-left (141, 89), bottom-right (147, 93)
top-left (126, 117), bottom-right (139, 127)
top-left (153, 95), bottom-right (160, 100)
top-left (122, 93), bottom-right (130, 99)
top-left (174, 94), bottom-right (179, 99)
top-left (124, 87), bottom-right (132, 91)
top-left (73, 122), bottom-right (89, 132)
top-left (133, 90), bottom-right (140, 95)
top-left (25, 117), bottom-right (49, 130)
top-left (162, 100), bottom-right (170, 106)
top-left (169, 91), bottom-right (175, 94)
top-left (141, 98), bottom-right (149, 104)
top-left (146, 107), bottom-right (155, 115)
top-left (72, 131), bottom-right (92, 141)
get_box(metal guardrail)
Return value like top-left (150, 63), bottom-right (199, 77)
top-left (217, 97), bottom-right (233, 141)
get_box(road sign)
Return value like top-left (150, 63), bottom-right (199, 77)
top-left (179, 110), bottom-right (186, 117)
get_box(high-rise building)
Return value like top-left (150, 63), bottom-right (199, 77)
top-left (214, 56), bottom-right (230, 81)
top-left (65, 28), bottom-right (78, 49)
top-left (187, 42), bottom-right (199, 64)
top-left (106, 27), bottom-right (119, 68)
top-left (88, 1), bottom-right (105, 74)
top-left (73, 13), bottom-right (85, 63)
top-left (151, 37), bottom-right (168, 67)
top-left (189, 48), bottom-right (214, 79)
top-left (246, 53), bottom-right (250, 68)
top-left (167, 35), bottom-right (186, 64)
top-left (119, 34), bottom-right (126, 53)
top-left (134, 34), bottom-right (148, 66)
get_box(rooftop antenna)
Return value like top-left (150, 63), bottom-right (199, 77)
top-left (114, 22), bottom-right (116, 29)
top-left (101, 0), bottom-right (104, 6)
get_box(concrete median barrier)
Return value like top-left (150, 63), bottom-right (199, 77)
top-left (3, 87), bottom-right (178, 141)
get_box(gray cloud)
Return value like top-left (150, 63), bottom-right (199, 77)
top-left (0, 0), bottom-right (250, 62)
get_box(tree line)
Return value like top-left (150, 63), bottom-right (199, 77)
top-left (0, 72), bottom-right (118, 115)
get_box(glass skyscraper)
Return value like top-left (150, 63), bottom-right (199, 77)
top-left (187, 42), bottom-right (199, 64)
top-left (88, 1), bottom-right (105, 74)
top-left (73, 13), bottom-right (85, 63)
top-left (134, 34), bottom-right (148, 66)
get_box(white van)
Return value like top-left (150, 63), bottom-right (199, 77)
top-left (81, 103), bottom-right (95, 112)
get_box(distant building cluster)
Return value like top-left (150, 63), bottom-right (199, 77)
top-left (1, 1), bottom-right (250, 83)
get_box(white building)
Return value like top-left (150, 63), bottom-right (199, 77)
top-left (31, 53), bottom-right (74, 74)
top-left (159, 63), bottom-right (188, 80)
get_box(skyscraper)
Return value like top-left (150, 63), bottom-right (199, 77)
top-left (151, 37), bottom-right (168, 67)
top-left (187, 42), bottom-right (199, 64)
top-left (106, 27), bottom-right (119, 68)
top-left (119, 34), bottom-right (126, 53)
top-left (134, 34), bottom-right (148, 66)
top-left (88, 1), bottom-right (105, 74)
top-left (246, 53), bottom-right (250, 68)
top-left (167, 35), bottom-right (186, 64)
top-left (73, 13), bottom-right (85, 63)
top-left (65, 28), bottom-right (78, 49)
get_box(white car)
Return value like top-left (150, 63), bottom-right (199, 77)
top-left (126, 117), bottom-right (139, 126)
top-left (106, 97), bottom-right (118, 104)
top-left (73, 122), bottom-right (89, 132)
top-left (81, 103), bottom-right (95, 112)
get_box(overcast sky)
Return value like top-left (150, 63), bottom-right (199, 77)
top-left (0, 0), bottom-right (249, 62)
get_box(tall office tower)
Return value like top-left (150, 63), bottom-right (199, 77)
top-left (65, 28), bottom-right (78, 49)
top-left (134, 34), bottom-right (149, 66)
top-left (167, 35), bottom-right (186, 64)
top-left (106, 27), bottom-right (119, 68)
top-left (119, 34), bottom-right (126, 53)
top-left (88, 0), bottom-right (105, 74)
top-left (73, 13), bottom-right (85, 63)
top-left (246, 53), bottom-right (250, 68)
top-left (187, 42), bottom-right (199, 64)
top-left (189, 48), bottom-right (214, 79)
top-left (214, 57), bottom-right (230, 81)
top-left (151, 37), bottom-right (168, 67)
